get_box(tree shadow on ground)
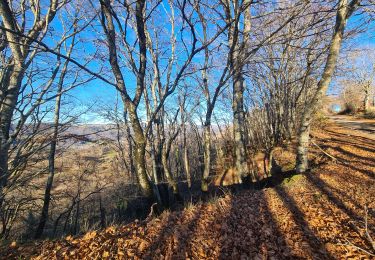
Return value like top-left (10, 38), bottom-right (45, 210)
top-left (274, 185), bottom-right (334, 259)
top-left (307, 172), bottom-right (368, 213)
top-left (335, 146), bottom-right (374, 164)
top-left (324, 129), bottom-right (375, 145)
top-left (138, 169), bottom-right (305, 258)
top-left (305, 173), bottom-right (363, 221)
top-left (142, 204), bottom-right (205, 258)
top-left (325, 136), bottom-right (375, 153)
top-left (218, 190), bottom-right (293, 259)
top-left (141, 167), bottom-right (343, 258)
top-left (318, 142), bottom-right (375, 180)
top-left (342, 163), bottom-right (375, 180)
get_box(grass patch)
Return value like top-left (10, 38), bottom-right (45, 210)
top-left (282, 174), bottom-right (304, 186)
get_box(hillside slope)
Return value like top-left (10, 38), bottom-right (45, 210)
top-left (2, 121), bottom-right (374, 259)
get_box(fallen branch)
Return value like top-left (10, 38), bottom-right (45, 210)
top-left (311, 139), bottom-right (341, 162)
top-left (337, 239), bottom-right (375, 257)
top-left (364, 205), bottom-right (375, 252)
top-left (339, 205), bottom-right (375, 257)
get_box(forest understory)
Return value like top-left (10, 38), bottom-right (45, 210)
top-left (1, 119), bottom-right (374, 259)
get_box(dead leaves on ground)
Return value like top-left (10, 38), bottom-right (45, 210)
top-left (3, 125), bottom-right (375, 259)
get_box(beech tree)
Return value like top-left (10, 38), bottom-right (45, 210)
top-left (0, 0), bottom-right (65, 216)
top-left (296, 0), bottom-right (361, 173)
top-left (222, 0), bottom-right (252, 182)
top-left (242, 1), bottom-right (335, 176)
top-left (0, 0), bottom-right (373, 241)
top-left (97, 0), bottom-right (228, 200)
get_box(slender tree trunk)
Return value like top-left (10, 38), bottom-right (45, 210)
top-left (150, 142), bottom-right (159, 184)
top-left (123, 109), bottom-right (136, 182)
top-left (99, 195), bottom-right (106, 229)
top-left (100, 0), bottom-right (154, 200)
top-left (73, 198), bottom-right (80, 235)
top-left (265, 148), bottom-right (274, 176)
top-left (183, 132), bottom-right (191, 188)
top-left (180, 96), bottom-right (191, 188)
top-left (127, 105), bottom-right (153, 199)
top-left (134, 140), bottom-right (153, 198)
top-left (154, 135), bottom-right (164, 184)
top-left (0, 68), bottom-right (22, 213)
top-left (296, 114), bottom-right (311, 173)
top-left (34, 36), bottom-right (75, 238)
top-left (34, 87), bottom-right (62, 239)
top-left (0, 144), bottom-right (9, 213)
top-left (123, 99), bottom-right (153, 199)
top-left (225, 0), bottom-right (251, 183)
top-left (201, 116), bottom-right (212, 192)
top-left (232, 72), bottom-right (249, 181)
top-left (296, 0), bottom-right (359, 172)
top-left (364, 83), bottom-right (370, 112)
top-left (161, 145), bottom-right (178, 195)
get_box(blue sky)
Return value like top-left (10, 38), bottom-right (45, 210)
top-left (30, 1), bottom-right (375, 124)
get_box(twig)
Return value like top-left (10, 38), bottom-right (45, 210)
top-left (364, 205), bottom-right (375, 252)
top-left (339, 205), bottom-right (375, 257)
top-left (337, 239), bottom-right (375, 257)
top-left (311, 139), bottom-right (340, 162)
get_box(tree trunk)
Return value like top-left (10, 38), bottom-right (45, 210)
top-left (134, 141), bottom-right (153, 198)
top-left (150, 143), bottom-right (160, 184)
top-left (154, 138), bottom-right (164, 184)
top-left (73, 198), bottom-right (80, 235)
top-left (296, 113), bottom-right (311, 173)
top-left (232, 73), bottom-right (249, 181)
top-left (161, 145), bottom-right (178, 195)
top-left (225, 0), bottom-right (251, 183)
top-left (34, 88), bottom-right (62, 239)
top-left (364, 83), bottom-right (370, 112)
top-left (201, 120), bottom-right (211, 192)
top-left (125, 101), bottom-right (154, 199)
top-left (100, 0), bottom-right (153, 200)
top-left (295, 0), bottom-right (358, 173)
top-left (123, 108), bottom-right (136, 182)
top-left (0, 68), bottom-right (22, 212)
top-left (99, 195), bottom-right (106, 229)
top-left (183, 138), bottom-right (191, 188)
top-left (0, 144), bottom-right (9, 213)
top-left (34, 35), bottom-right (75, 238)
top-left (181, 97), bottom-right (191, 188)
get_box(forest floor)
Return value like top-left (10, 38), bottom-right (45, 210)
top-left (1, 117), bottom-right (375, 259)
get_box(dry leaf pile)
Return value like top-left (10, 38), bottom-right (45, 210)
top-left (1, 123), bottom-right (374, 259)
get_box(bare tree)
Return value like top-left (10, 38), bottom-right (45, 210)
top-left (34, 21), bottom-right (84, 238)
top-left (296, 0), bottom-right (361, 173)
top-left (242, 2), bottom-right (334, 177)
top-left (339, 49), bottom-right (375, 113)
top-left (179, 92), bottom-right (191, 188)
top-left (192, 1), bottom-right (232, 192)
top-left (219, 0), bottom-right (252, 182)
top-left (0, 0), bottom-right (67, 218)
top-left (98, 0), bottom-right (227, 200)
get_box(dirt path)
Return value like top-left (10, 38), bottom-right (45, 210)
top-left (2, 120), bottom-right (375, 259)
top-left (329, 115), bottom-right (375, 140)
